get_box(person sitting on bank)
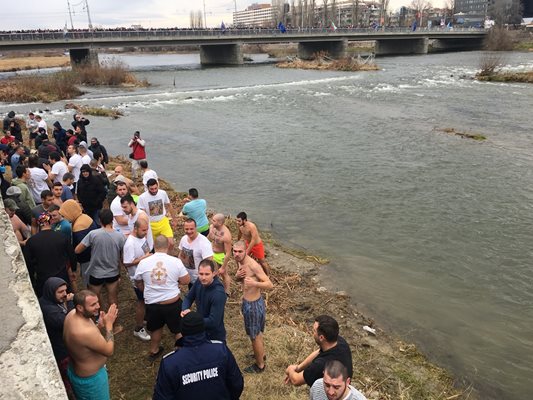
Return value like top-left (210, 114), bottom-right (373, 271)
top-left (285, 315), bottom-right (353, 387)
top-left (310, 360), bottom-right (367, 400)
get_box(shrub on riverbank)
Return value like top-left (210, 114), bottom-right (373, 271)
top-left (484, 27), bottom-right (514, 51)
top-left (0, 61), bottom-right (147, 103)
top-left (74, 60), bottom-right (148, 86)
top-left (277, 52), bottom-right (379, 72)
top-left (0, 72), bottom-right (82, 103)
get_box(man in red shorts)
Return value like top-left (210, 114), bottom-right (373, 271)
top-left (236, 211), bottom-right (270, 275)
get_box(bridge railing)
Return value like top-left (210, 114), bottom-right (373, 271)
top-left (0, 27), bottom-right (485, 42)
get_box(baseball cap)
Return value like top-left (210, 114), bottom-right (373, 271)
top-left (6, 186), bottom-right (22, 197)
top-left (4, 199), bottom-right (19, 210)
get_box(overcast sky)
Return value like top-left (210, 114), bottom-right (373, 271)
top-left (4, 0), bottom-right (445, 31)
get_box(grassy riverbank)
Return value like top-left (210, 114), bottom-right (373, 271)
top-left (0, 55), bottom-right (70, 72)
top-left (102, 155), bottom-right (473, 400)
top-left (476, 70), bottom-right (533, 83)
top-left (0, 61), bottom-right (147, 103)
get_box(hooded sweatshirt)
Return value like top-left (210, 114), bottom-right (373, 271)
top-left (38, 277), bottom-right (73, 361)
top-left (60, 199), bottom-right (98, 264)
top-left (76, 164), bottom-right (106, 215)
top-left (182, 276), bottom-right (227, 342)
top-left (52, 121), bottom-right (67, 154)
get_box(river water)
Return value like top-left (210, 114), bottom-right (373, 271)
top-left (3, 50), bottom-right (533, 399)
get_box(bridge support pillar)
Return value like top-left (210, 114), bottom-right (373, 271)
top-left (199, 44), bottom-right (243, 65)
top-left (69, 48), bottom-right (99, 66)
top-left (297, 40), bottom-right (347, 60)
top-left (430, 38), bottom-right (484, 53)
top-left (375, 38), bottom-right (429, 56)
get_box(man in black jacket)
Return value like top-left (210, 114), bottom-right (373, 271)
top-left (24, 212), bottom-right (76, 296)
top-left (76, 164), bottom-right (106, 224)
top-left (38, 277), bottom-right (75, 398)
top-left (153, 312), bottom-right (243, 400)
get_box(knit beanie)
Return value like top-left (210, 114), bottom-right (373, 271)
top-left (181, 312), bottom-right (205, 336)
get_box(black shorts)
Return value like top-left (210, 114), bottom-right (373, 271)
top-left (29, 131), bottom-right (38, 140)
top-left (89, 274), bottom-right (120, 286)
top-left (145, 299), bottom-right (182, 334)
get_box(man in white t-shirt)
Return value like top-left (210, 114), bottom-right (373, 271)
top-left (178, 218), bottom-right (214, 284)
top-left (137, 179), bottom-right (177, 252)
top-left (28, 155), bottom-right (51, 205)
top-left (139, 160), bottom-right (158, 191)
top-left (134, 235), bottom-right (190, 361)
top-left (309, 360), bottom-right (367, 400)
top-left (110, 181), bottom-right (131, 235)
top-left (46, 152), bottom-right (68, 184)
top-left (78, 141), bottom-right (92, 164)
top-left (120, 194), bottom-right (154, 251)
top-left (67, 144), bottom-right (83, 186)
top-left (123, 218), bottom-right (152, 342)
top-left (36, 114), bottom-right (48, 134)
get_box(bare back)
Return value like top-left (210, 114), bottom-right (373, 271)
top-left (63, 311), bottom-right (108, 377)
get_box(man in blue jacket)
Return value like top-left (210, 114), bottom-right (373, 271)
top-left (181, 259), bottom-right (227, 342)
top-left (153, 311), bottom-right (243, 400)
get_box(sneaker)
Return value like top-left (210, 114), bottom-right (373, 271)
top-left (244, 363), bottom-right (265, 374)
top-left (147, 346), bottom-right (164, 362)
top-left (133, 327), bottom-right (151, 342)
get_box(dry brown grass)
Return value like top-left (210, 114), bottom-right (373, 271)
top-left (0, 61), bottom-right (147, 103)
top-left (0, 55), bottom-right (70, 72)
top-left (0, 72), bottom-right (82, 103)
top-left (277, 54), bottom-right (379, 72)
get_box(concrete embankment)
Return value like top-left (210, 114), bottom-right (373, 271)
top-left (0, 199), bottom-right (67, 399)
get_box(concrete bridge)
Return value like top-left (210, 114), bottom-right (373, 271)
top-left (0, 28), bottom-right (487, 65)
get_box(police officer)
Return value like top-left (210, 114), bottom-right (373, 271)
top-left (153, 312), bottom-right (244, 400)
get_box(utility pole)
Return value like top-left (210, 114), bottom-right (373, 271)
top-left (85, 0), bottom-right (93, 30)
top-left (203, 0), bottom-right (207, 28)
top-left (234, 0), bottom-right (237, 12)
top-left (66, 0), bottom-right (74, 29)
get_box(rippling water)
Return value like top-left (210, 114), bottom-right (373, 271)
top-left (3, 50), bottom-right (533, 399)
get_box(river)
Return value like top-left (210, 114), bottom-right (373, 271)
top-left (3, 50), bottom-right (533, 399)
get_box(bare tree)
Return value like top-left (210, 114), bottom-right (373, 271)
top-left (351, 0), bottom-right (360, 27)
top-left (190, 11), bottom-right (195, 28)
top-left (444, 0), bottom-right (454, 19)
top-left (196, 10), bottom-right (204, 28)
top-left (331, 0), bottom-right (337, 26)
top-left (380, 0), bottom-right (390, 25)
top-left (322, 0), bottom-right (329, 27)
top-left (410, 0), bottom-right (431, 25)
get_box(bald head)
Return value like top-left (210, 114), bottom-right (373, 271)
top-left (154, 235), bottom-right (169, 251)
top-left (212, 213), bottom-right (225, 226)
top-left (134, 218), bottom-right (148, 229)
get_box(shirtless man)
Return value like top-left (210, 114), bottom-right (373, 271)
top-left (236, 211), bottom-right (271, 275)
top-left (63, 290), bottom-right (118, 400)
top-left (233, 240), bottom-right (273, 373)
top-left (5, 199), bottom-right (30, 246)
top-left (208, 213), bottom-right (232, 294)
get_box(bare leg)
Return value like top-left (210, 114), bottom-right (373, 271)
top-left (135, 300), bottom-right (145, 328)
top-left (106, 280), bottom-right (120, 307)
top-left (88, 283), bottom-right (103, 308)
top-left (149, 329), bottom-right (163, 354)
top-left (258, 259), bottom-right (271, 276)
top-left (167, 237), bottom-right (175, 255)
top-left (251, 333), bottom-right (266, 369)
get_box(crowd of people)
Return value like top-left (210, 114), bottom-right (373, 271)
top-left (0, 110), bottom-right (366, 400)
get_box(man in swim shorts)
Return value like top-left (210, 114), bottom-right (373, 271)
top-left (233, 240), bottom-right (273, 373)
top-left (236, 211), bottom-right (271, 275)
top-left (63, 290), bottom-right (118, 400)
top-left (208, 213), bottom-right (232, 293)
top-left (137, 178), bottom-right (178, 253)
